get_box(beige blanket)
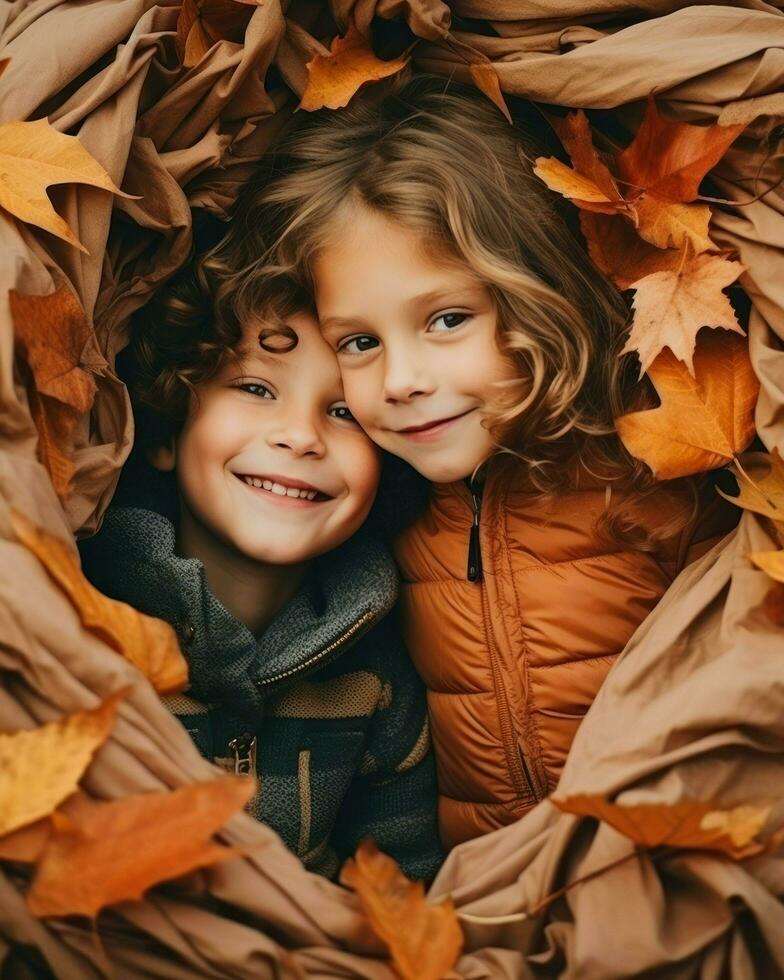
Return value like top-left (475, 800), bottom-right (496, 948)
top-left (1, 1), bottom-right (783, 976)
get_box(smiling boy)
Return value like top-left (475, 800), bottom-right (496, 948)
top-left (79, 261), bottom-right (442, 881)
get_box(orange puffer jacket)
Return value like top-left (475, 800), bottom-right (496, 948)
top-left (394, 468), bottom-right (734, 851)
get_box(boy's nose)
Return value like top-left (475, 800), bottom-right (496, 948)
top-left (267, 422), bottom-right (325, 457)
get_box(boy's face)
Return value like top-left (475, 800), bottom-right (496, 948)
top-left (314, 206), bottom-right (517, 485)
top-left (154, 313), bottom-right (380, 566)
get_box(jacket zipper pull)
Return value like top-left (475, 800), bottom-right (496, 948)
top-left (228, 733), bottom-right (257, 776)
top-left (467, 478), bottom-right (483, 582)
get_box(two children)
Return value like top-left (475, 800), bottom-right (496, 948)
top-left (80, 270), bottom-right (442, 880)
top-left (203, 74), bottom-right (734, 850)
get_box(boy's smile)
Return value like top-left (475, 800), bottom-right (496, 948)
top-left (151, 313), bottom-right (380, 569)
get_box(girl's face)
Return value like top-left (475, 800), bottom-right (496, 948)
top-left (314, 206), bottom-right (517, 484)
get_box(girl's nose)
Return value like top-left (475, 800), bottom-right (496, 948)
top-left (383, 350), bottom-right (435, 404)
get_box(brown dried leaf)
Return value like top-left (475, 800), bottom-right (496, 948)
top-left (340, 840), bottom-right (463, 980)
top-left (621, 250), bottom-right (745, 376)
top-left (11, 511), bottom-right (188, 695)
top-left (299, 23), bottom-right (409, 112)
top-left (11, 286), bottom-right (97, 499)
top-left (553, 794), bottom-right (771, 860)
top-left (579, 212), bottom-right (683, 290)
top-left (0, 119), bottom-right (125, 250)
top-left (26, 778), bottom-right (254, 918)
top-left (615, 330), bottom-right (758, 480)
top-left (724, 451), bottom-right (784, 524)
top-left (552, 110), bottom-right (625, 206)
top-left (176, 0), bottom-right (260, 67)
top-left (0, 692), bottom-right (125, 838)
top-left (469, 61), bottom-right (512, 125)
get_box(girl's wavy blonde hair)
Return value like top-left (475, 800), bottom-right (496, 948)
top-left (202, 73), bottom-right (700, 545)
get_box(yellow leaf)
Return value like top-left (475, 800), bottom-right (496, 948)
top-left (553, 794), bottom-right (771, 860)
top-left (299, 23), bottom-right (409, 112)
top-left (11, 511), bottom-right (188, 695)
top-left (634, 194), bottom-right (715, 253)
top-left (723, 451), bottom-right (784, 524)
top-left (621, 251), bottom-right (745, 376)
top-left (749, 550), bottom-right (784, 584)
top-left (0, 119), bottom-right (125, 251)
top-left (469, 61), bottom-right (512, 125)
top-left (0, 691), bottom-right (125, 838)
top-left (615, 329), bottom-right (758, 479)
top-left (533, 156), bottom-right (619, 209)
top-left (26, 777), bottom-right (254, 918)
top-left (340, 840), bottom-right (463, 980)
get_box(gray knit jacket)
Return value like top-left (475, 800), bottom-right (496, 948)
top-left (79, 501), bottom-right (443, 882)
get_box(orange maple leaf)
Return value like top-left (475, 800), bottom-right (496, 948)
top-left (615, 329), bottom-right (758, 479)
top-left (11, 286), bottom-right (97, 499)
top-left (0, 692), bottom-right (125, 839)
top-left (26, 778), bottom-right (254, 918)
top-left (176, 0), bottom-right (260, 68)
top-left (0, 119), bottom-right (127, 250)
top-left (553, 794), bottom-right (771, 861)
top-left (621, 249), bottom-right (745, 376)
top-left (299, 23), bottom-right (409, 112)
top-left (340, 840), bottom-right (463, 980)
top-left (11, 511), bottom-right (188, 695)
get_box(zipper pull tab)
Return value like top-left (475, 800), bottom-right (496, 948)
top-left (228, 733), bottom-right (257, 776)
top-left (467, 478), bottom-right (483, 582)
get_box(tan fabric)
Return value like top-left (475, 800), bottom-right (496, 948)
top-left (396, 473), bottom-right (735, 850)
top-left (0, 0), bottom-right (783, 977)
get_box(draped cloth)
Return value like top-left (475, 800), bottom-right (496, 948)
top-left (1, 1), bottom-right (783, 976)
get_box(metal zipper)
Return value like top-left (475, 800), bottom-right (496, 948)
top-left (467, 474), bottom-right (483, 582)
top-left (255, 609), bottom-right (376, 688)
top-left (227, 733), bottom-right (257, 776)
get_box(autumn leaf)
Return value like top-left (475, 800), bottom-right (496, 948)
top-left (614, 95), bottom-right (745, 204)
top-left (0, 692), bottom-right (125, 839)
top-left (553, 794), bottom-right (771, 860)
top-left (632, 195), bottom-right (714, 253)
top-left (621, 250), bottom-right (745, 376)
top-left (26, 777), bottom-right (254, 918)
top-left (299, 23), bottom-right (410, 112)
top-left (615, 330), bottom-right (758, 480)
top-left (579, 212), bottom-right (683, 289)
top-left (0, 119), bottom-right (126, 250)
top-left (11, 511), bottom-right (188, 695)
top-left (442, 33), bottom-right (511, 124)
top-left (533, 157), bottom-right (623, 212)
top-left (175, 0), bottom-right (261, 69)
top-left (340, 840), bottom-right (463, 980)
top-left (11, 286), bottom-right (97, 499)
top-left (750, 550), bottom-right (784, 583)
top-left (723, 451), bottom-right (784, 524)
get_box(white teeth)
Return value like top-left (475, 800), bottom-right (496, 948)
top-left (242, 476), bottom-right (319, 500)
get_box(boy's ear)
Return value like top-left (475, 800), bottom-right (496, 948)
top-left (147, 439), bottom-right (176, 472)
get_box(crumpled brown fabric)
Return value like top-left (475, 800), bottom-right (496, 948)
top-left (0, 1), bottom-right (783, 977)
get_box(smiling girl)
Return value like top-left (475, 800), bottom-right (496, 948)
top-left (203, 75), bottom-right (735, 850)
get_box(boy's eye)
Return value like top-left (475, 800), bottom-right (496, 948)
top-left (430, 312), bottom-right (470, 332)
top-left (339, 335), bottom-right (379, 355)
top-left (329, 404), bottom-right (357, 422)
top-left (237, 382), bottom-right (274, 399)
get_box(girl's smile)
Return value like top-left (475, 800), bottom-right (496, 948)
top-left (315, 205), bottom-right (517, 484)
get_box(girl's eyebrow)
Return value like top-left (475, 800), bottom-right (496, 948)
top-left (320, 286), bottom-right (484, 332)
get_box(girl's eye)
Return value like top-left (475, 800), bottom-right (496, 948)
top-left (237, 382), bottom-right (274, 399)
top-left (339, 335), bottom-right (379, 355)
top-left (329, 404), bottom-right (357, 422)
top-left (430, 312), bottom-right (470, 332)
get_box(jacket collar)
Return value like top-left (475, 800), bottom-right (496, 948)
top-left (81, 504), bottom-right (398, 718)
